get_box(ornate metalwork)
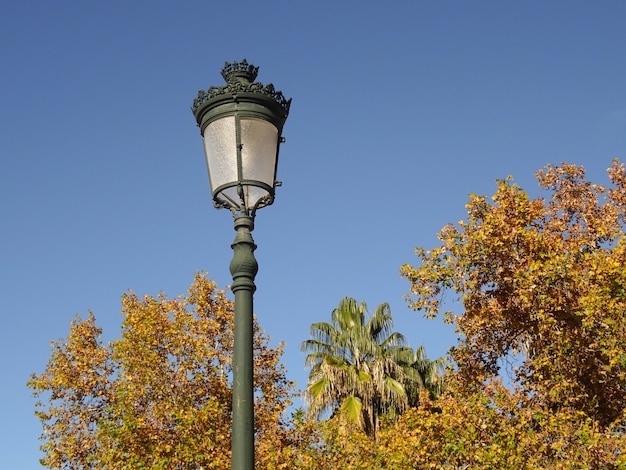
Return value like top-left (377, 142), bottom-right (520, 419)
top-left (221, 60), bottom-right (259, 82)
top-left (191, 59), bottom-right (291, 115)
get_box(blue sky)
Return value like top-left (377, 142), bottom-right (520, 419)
top-left (2, 1), bottom-right (625, 467)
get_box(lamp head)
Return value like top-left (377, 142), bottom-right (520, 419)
top-left (192, 60), bottom-right (291, 214)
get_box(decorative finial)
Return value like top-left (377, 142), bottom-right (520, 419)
top-left (221, 59), bottom-right (259, 84)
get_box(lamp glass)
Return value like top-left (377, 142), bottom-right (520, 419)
top-left (203, 115), bottom-right (279, 209)
top-left (240, 117), bottom-right (278, 206)
top-left (203, 116), bottom-right (238, 197)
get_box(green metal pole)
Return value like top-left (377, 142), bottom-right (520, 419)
top-left (229, 213), bottom-right (257, 470)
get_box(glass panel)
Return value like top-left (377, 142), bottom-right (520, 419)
top-left (240, 118), bottom-right (278, 187)
top-left (202, 116), bottom-right (237, 192)
top-left (243, 186), bottom-right (266, 208)
top-left (221, 186), bottom-right (240, 206)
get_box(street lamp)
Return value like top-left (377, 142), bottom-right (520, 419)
top-left (191, 60), bottom-right (291, 470)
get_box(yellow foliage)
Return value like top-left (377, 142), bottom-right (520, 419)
top-left (29, 273), bottom-right (296, 469)
top-left (401, 160), bottom-right (626, 429)
top-left (295, 380), bottom-right (626, 469)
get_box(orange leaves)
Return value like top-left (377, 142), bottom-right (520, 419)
top-left (27, 311), bottom-right (113, 468)
top-left (295, 380), bottom-right (626, 469)
top-left (29, 273), bottom-right (296, 469)
top-left (402, 161), bottom-right (626, 429)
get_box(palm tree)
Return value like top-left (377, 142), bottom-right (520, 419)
top-left (302, 297), bottom-right (440, 440)
top-left (402, 345), bottom-right (446, 407)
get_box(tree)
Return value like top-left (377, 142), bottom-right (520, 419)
top-left (402, 344), bottom-right (445, 406)
top-left (29, 273), bottom-right (295, 469)
top-left (295, 379), bottom-right (626, 469)
top-left (401, 160), bottom-right (626, 428)
top-left (301, 297), bottom-right (442, 440)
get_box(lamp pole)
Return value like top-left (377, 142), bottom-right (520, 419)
top-left (229, 213), bottom-right (257, 469)
top-left (191, 60), bottom-right (291, 470)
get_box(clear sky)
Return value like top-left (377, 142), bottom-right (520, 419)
top-left (2, 1), bottom-right (625, 467)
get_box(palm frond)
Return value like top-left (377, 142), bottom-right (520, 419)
top-left (339, 395), bottom-right (363, 425)
top-left (301, 297), bottom-right (441, 440)
top-left (307, 377), bottom-right (329, 400)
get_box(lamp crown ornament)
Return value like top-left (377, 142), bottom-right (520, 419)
top-left (192, 59), bottom-right (291, 117)
top-left (221, 59), bottom-right (259, 83)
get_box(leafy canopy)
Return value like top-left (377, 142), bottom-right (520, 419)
top-left (295, 379), bottom-right (626, 469)
top-left (291, 161), bottom-right (626, 469)
top-left (29, 273), bottom-right (296, 469)
top-left (401, 160), bottom-right (626, 427)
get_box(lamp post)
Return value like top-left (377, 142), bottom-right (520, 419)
top-left (191, 60), bottom-right (291, 470)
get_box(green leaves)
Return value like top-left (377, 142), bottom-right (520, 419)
top-left (302, 297), bottom-right (442, 440)
top-left (339, 396), bottom-right (363, 424)
top-left (308, 377), bottom-right (330, 400)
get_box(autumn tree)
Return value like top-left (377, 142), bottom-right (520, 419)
top-left (294, 379), bottom-right (626, 469)
top-left (29, 273), bottom-right (296, 469)
top-left (401, 160), bottom-right (626, 428)
top-left (289, 162), bottom-right (626, 469)
top-left (301, 297), bottom-right (443, 440)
